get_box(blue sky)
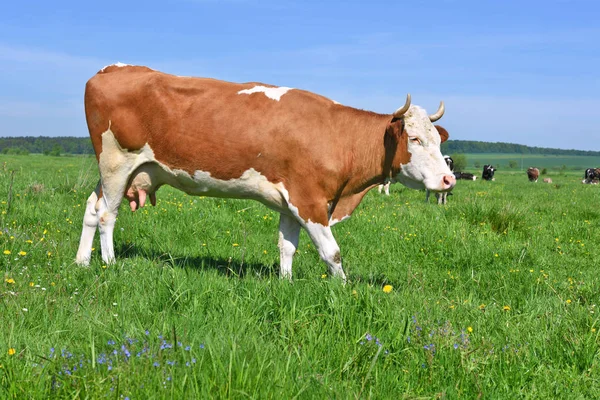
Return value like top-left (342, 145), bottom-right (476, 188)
top-left (1, 0), bottom-right (599, 150)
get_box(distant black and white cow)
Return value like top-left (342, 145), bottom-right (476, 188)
top-left (527, 167), bottom-right (540, 182)
top-left (482, 165), bottom-right (496, 181)
top-left (583, 168), bottom-right (600, 184)
top-left (454, 172), bottom-right (477, 181)
top-left (426, 155), bottom-right (454, 204)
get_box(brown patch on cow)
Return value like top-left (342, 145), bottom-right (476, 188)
top-left (434, 125), bottom-right (449, 143)
top-left (333, 251), bottom-right (341, 264)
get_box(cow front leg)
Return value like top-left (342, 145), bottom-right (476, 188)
top-left (278, 213), bottom-right (301, 280)
top-left (303, 222), bottom-right (346, 282)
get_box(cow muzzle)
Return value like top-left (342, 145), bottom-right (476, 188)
top-left (439, 174), bottom-right (456, 192)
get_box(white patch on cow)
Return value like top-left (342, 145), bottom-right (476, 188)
top-left (101, 62), bottom-right (131, 72)
top-left (237, 85), bottom-right (293, 101)
top-left (329, 215), bottom-right (351, 226)
top-left (393, 105), bottom-right (454, 192)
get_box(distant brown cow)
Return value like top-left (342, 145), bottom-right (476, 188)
top-left (527, 167), bottom-right (540, 182)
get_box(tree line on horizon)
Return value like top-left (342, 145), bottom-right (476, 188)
top-left (0, 136), bottom-right (599, 157)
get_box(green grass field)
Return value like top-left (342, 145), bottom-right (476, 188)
top-left (1, 154), bottom-right (599, 398)
top-left (461, 153), bottom-right (600, 172)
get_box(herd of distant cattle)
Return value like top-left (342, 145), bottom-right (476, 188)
top-left (387, 157), bottom-right (599, 204)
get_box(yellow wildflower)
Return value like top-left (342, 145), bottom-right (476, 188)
top-left (3, 250), bottom-right (10, 255)
top-left (479, 304), bottom-right (486, 310)
top-left (566, 299), bottom-right (572, 304)
top-left (29, 282), bottom-right (34, 287)
top-left (321, 274), bottom-right (327, 279)
top-left (5, 278), bottom-right (15, 284)
top-left (8, 348), bottom-right (16, 356)
top-left (232, 243), bottom-right (239, 247)
top-left (467, 326), bottom-right (473, 333)
top-left (382, 285), bottom-right (393, 293)
top-left (503, 305), bottom-right (511, 311)
top-left (18, 251), bottom-right (26, 256)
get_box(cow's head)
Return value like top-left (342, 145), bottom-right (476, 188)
top-left (385, 95), bottom-right (455, 192)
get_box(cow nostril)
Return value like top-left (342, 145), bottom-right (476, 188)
top-left (442, 175), bottom-right (456, 188)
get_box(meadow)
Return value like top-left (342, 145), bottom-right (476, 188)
top-left (463, 153), bottom-right (600, 172)
top-left (1, 154), bottom-right (599, 399)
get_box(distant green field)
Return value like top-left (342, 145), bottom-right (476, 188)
top-left (458, 153), bottom-right (600, 172)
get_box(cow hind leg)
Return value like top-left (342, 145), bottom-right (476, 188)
top-left (75, 182), bottom-right (102, 266)
top-left (278, 213), bottom-right (301, 280)
top-left (97, 172), bottom-right (131, 265)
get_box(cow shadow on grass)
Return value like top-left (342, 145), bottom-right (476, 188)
top-left (115, 243), bottom-right (278, 279)
top-left (114, 244), bottom-right (398, 286)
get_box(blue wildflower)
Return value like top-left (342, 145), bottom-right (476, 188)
top-left (153, 362), bottom-right (160, 367)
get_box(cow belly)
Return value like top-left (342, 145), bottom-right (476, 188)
top-left (129, 162), bottom-right (289, 212)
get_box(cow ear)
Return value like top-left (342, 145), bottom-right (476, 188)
top-left (435, 125), bottom-right (449, 143)
top-left (385, 119), bottom-right (404, 139)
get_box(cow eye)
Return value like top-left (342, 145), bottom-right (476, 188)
top-left (410, 137), bottom-right (422, 145)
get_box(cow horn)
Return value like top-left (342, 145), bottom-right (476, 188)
top-left (393, 94), bottom-right (411, 118)
top-left (428, 101), bottom-right (445, 122)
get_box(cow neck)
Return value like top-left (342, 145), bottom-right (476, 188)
top-left (336, 110), bottom-right (402, 196)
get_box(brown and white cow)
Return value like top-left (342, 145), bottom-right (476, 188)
top-left (527, 167), bottom-right (540, 182)
top-left (76, 64), bottom-right (455, 281)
